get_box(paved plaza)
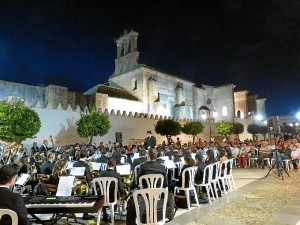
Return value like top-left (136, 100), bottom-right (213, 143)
top-left (31, 168), bottom-right (300, 225)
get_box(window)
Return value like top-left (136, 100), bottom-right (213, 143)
top-left (132, 78), bottom-right (137, 90)
top-left (222, 106), bottom-right (228, 117)
top-left (236, 110), bottom-right (241, 118)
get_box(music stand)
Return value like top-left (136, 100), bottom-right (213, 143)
top-left (265, 149), bottom-right (290, 180)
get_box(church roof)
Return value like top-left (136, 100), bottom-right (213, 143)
top-left (84, 84), bottom-right (139, 101)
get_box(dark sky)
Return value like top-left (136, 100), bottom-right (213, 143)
top-left (0, 0), bottom-right (299, 116)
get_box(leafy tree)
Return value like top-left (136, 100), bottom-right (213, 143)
top-left (232, 122), bottom-right (244, 139)
top-left (77, 108), bottom-right (111, 144)
top-left (155, 119), bottom-right (181, 144)
top-left (182, 121), bottom-right (204, 144)
top-left (215, 122), bottom-right (233, 139)
top-left (0, 99), bottom-right (41, 143)
top-left (259, 126), bottom-right (269, 140)
top-left (247, 124), bottom-right (260, 141)
top-left (295, 127), bottom-right (300, 134)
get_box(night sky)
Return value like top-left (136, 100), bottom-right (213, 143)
top-left (0, 0), bottom-right (299, 116)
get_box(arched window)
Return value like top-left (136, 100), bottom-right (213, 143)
top-left (236, 110), bottom-right (241, 118)
top-left (222, 106), bottom-right (228, 117)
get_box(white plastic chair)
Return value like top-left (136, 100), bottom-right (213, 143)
top-left (0, 209), bottom-right (18, 225)
top-left (263, 158), bottom-right (271, 167)
top-left (139, 174), bottom-right (164, 189)
top-left (92, 177), bottom-right (120, 225)
top-left (282, 159), bottom-right (291, 170)
top-left (248, 157), bottom-right (258, 167)
top-left (133, 188), bottom-right (168, 225)
top-left (100, 163), bottom-right (107, 172)
top-left (174, 166), bottom-right (199, 209)
top-left (194, 164), bottom-right (214, 204)
top-left (134, 165), bottom-right (141, 186)
top-left (225, 159), bottom-right (236, 190)
top-left (218, 160), bottom-right (230, 194)
top-left (210, 162), bottom-right (221, 198)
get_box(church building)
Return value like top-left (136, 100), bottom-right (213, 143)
top-left (86, 30), bottom-right (237, 122)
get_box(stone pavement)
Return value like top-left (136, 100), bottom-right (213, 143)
top-left (32, 168), bottom-right (300, 225)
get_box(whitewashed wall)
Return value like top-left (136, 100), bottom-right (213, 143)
top-left (107, 97), bottom-right (144, 114)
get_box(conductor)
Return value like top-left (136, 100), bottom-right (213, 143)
top-left (144, 130), bottom-right (156, 149)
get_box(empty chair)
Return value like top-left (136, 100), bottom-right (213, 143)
top-left (218, 160), bottom-right (230, 194)
top-left (133, 188), bottom-right (168, 225)
top-left (174, 166), bottom-right (199, 209)
top-left (194, 164), bottom-right (214, 204)
top-left (210, 162), bottom-right (221, 198)
top-left (0, 209), bottom-right (18, 225)
top-left (139, 174), bottom-right (164, 189)
top-left (92, 177), bottom-right (121, 225)
top-left (225, 159), bottom-right (236, 190)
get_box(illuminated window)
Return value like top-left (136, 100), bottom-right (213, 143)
top-left (222, 106), bottom-right (228, 117)
top-left (132, 78), bottom-right (137, 90)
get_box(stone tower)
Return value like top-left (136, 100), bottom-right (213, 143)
top-left (113, 30), bottom-right (139, 75)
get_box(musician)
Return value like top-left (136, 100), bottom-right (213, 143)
top-left (0, 165), bottom-right (32, 225)
top-left (95, 148), bottom-right (109, 164)
top-left (132, 149), bottom-right (147, 169)
top-left (1, 149), bottom-right (9, 165)
top-left (48, 159), bottom-right (68, 185)
top-left (29, 152), bottom-right (41, 174)
top-left (120, 148), bottom-right (132, 164)
top-left (99, 158), bottom-right (124, 222)
top-left (41, 152), bottom-right (55, 175)
top-left (18, 155), bottom-right (30, 176)
top-left (144, 131), bottom-right (156, 149)
top-left (138, 148), bottom-right (168, 188)
top-left (73, 149), bottom-right (92, 182)
top-left (9, 155), bottom-right (20, 169)
top-left (31, 142), bottom-right (40, 154)
top-left (39, 140), bottom-right (51, 155)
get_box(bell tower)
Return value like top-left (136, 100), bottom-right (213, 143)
top-left (113, 30), bottom-right (139, 75)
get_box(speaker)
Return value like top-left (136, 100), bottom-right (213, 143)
top-left (116, 132), bottom-right (122, 143)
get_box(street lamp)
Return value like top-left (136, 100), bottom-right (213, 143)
top-left (296, 112), bottom-right (300, 120)
top-left (201, 110), bottom-right (218, 141)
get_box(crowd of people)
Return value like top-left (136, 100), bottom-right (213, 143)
top-left (1, 131), bottom-right (300, 224)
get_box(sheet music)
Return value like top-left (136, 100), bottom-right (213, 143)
top-left (70, 167), bottom-right (86, 176)
top-left (164, 160), bottom-right (176, 169)
top-left (133, 153), bottom-right (139, 159)
top-left (56, 176), bottom-right (75, 196)
top-left (67, 162), bottom-right (74, 169)
top-left (91, 162), bottom-right (101, 171)
top-left (116, 164), bottom-right (131, 175)
top-left (15, 173), bottom-right (30, 186)
top-left (160, 156), bottom-right (169, 161)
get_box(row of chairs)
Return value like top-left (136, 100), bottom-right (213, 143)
top-left (92, 174), bottom-right (169, 225)
top-left (174, 159), bottom-right (236, 209)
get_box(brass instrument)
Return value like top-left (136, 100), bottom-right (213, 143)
top-left (73, 176), bottom-right (89, 196)
top-left (121, 171), bottom-right (135, 200)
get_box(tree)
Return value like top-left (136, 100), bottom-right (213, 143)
top-left (182, 121), bottom-right (204, 144)
top-left (215, 122), bottom-right (233, 139)
top-left (77, 108), bottom-right (111, 144)
top-left (0, 99), bottom-right (41, 143)
top-left (232, 122), bottom-right (244, 139)
top-left (259, 125), bottom-right (269, 140)
top-left (247, 124), bottom-right (260, 141)
top-left (155, 119), bottom-right (181, 144)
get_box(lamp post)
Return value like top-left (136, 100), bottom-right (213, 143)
top-left (201, 110), bottom-right (218, 141)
